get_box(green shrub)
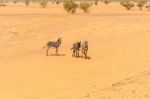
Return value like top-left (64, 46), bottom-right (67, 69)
top-left (40, 1), bottom-right (47, 8)
top-left (80, 1), bottom-right (91, 13)
top-left (63, 0), bottom-right (78, 14)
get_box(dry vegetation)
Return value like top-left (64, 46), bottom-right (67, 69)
top-left (1, 0), bottom-right (150, 11)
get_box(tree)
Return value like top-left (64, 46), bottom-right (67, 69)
top-left (80, 1), bottom-right (91, 13)
top-left (40, 0), bottom-right (47, 8)
top-left (63, 0), bottom-right (78, 14)
top-left (137, 0), bottom-right (147, 10)
top-left (120, 0), bottom-right (134, 10)
top-left (25, 0), bottom-right (30, 7)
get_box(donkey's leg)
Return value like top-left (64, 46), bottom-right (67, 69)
top-left (82, 49), bottom-right (84, 58)
top-left (78, 49), bottom-right (80, 57)
top-left (76, 50), bottom-right (78, 57)
top-left (74, 51), bottom-right (76, 57)
top-left (72, 50), bottom-right (73, 57)
top-left (83, 50), bottom-right (86, 58)
top-left (78, 50), bottom-right (80, 57)
top-left (85, 50), bottom-right (87, 58)
top-left (72, 50), bottom-right (75, 57)
top-left (75, 50), bottom-right (77, 57)
top-left (56, 48), bottom-right (58, 55)
top-left (46, 47), bottom-right (49, 56)
top-left (76, 50), bottom-right (79, 57)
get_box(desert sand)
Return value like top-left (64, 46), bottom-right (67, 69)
top-left (0, 2), bottom-right (150, 99)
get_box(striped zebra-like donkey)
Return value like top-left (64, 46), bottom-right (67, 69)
top-left (70, 41), bottom-right (81, 57)
top-left (43, 38), bottom-right (61, 56)
top-left (81, 41), bottom-right (88, 58)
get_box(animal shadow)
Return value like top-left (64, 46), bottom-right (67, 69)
top-left (84, 56), bottom-right (91, 60)
top-left (75, 55), bottom-right (91, 60)
top-left (48, 54), bottom-right (66, 56)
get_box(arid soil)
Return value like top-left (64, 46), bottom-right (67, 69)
top-left (0, 2), bottom-right (150, 99)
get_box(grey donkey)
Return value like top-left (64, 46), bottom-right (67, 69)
top-left (81, 40), bottom-right (88, 58)
top-left (71, 41), bottom-right (81, 57)
top-left (43, 38), bottom-right (61, 56)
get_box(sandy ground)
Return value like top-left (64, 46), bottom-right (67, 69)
top-left (0, 2), bottom-right (150, 99)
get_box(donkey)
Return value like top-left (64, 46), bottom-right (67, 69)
top-left (43, 38), bottom-right (61, 56)
top-left (71, 41), bottom-right (81, 57)
top-left (81, 41), bottom-right (88, 58)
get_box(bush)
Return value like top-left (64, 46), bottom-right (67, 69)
top-left (56, 1), bottom-right (60, 4)
top-left (40, 1), bottom-right (47, 8)
top-left (14, 0), bottom-right (17, 4)
top-left (0, 3), bottom-right (6, 7)
top-left (94, 0), bottom-right (98, 5)
top-left (103, 0), bottom-right (111, 4)
top-left (145, 5), bottom-right (150, 11)
top-left (137, 0), bottom-right (147, 10)
top-left (121, 3), bottom-right (134, 10)
top-left (80, 1), bottom-right (91, 13)
top-left (120, 0), bottom-right (134, 10)
top-left (63, 0), bottom-right (78, 14)
top-left (25, 0), bottom-right (30, 7)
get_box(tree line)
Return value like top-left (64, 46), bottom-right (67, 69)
top-left (0, 0), bottom-right (150, 13)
